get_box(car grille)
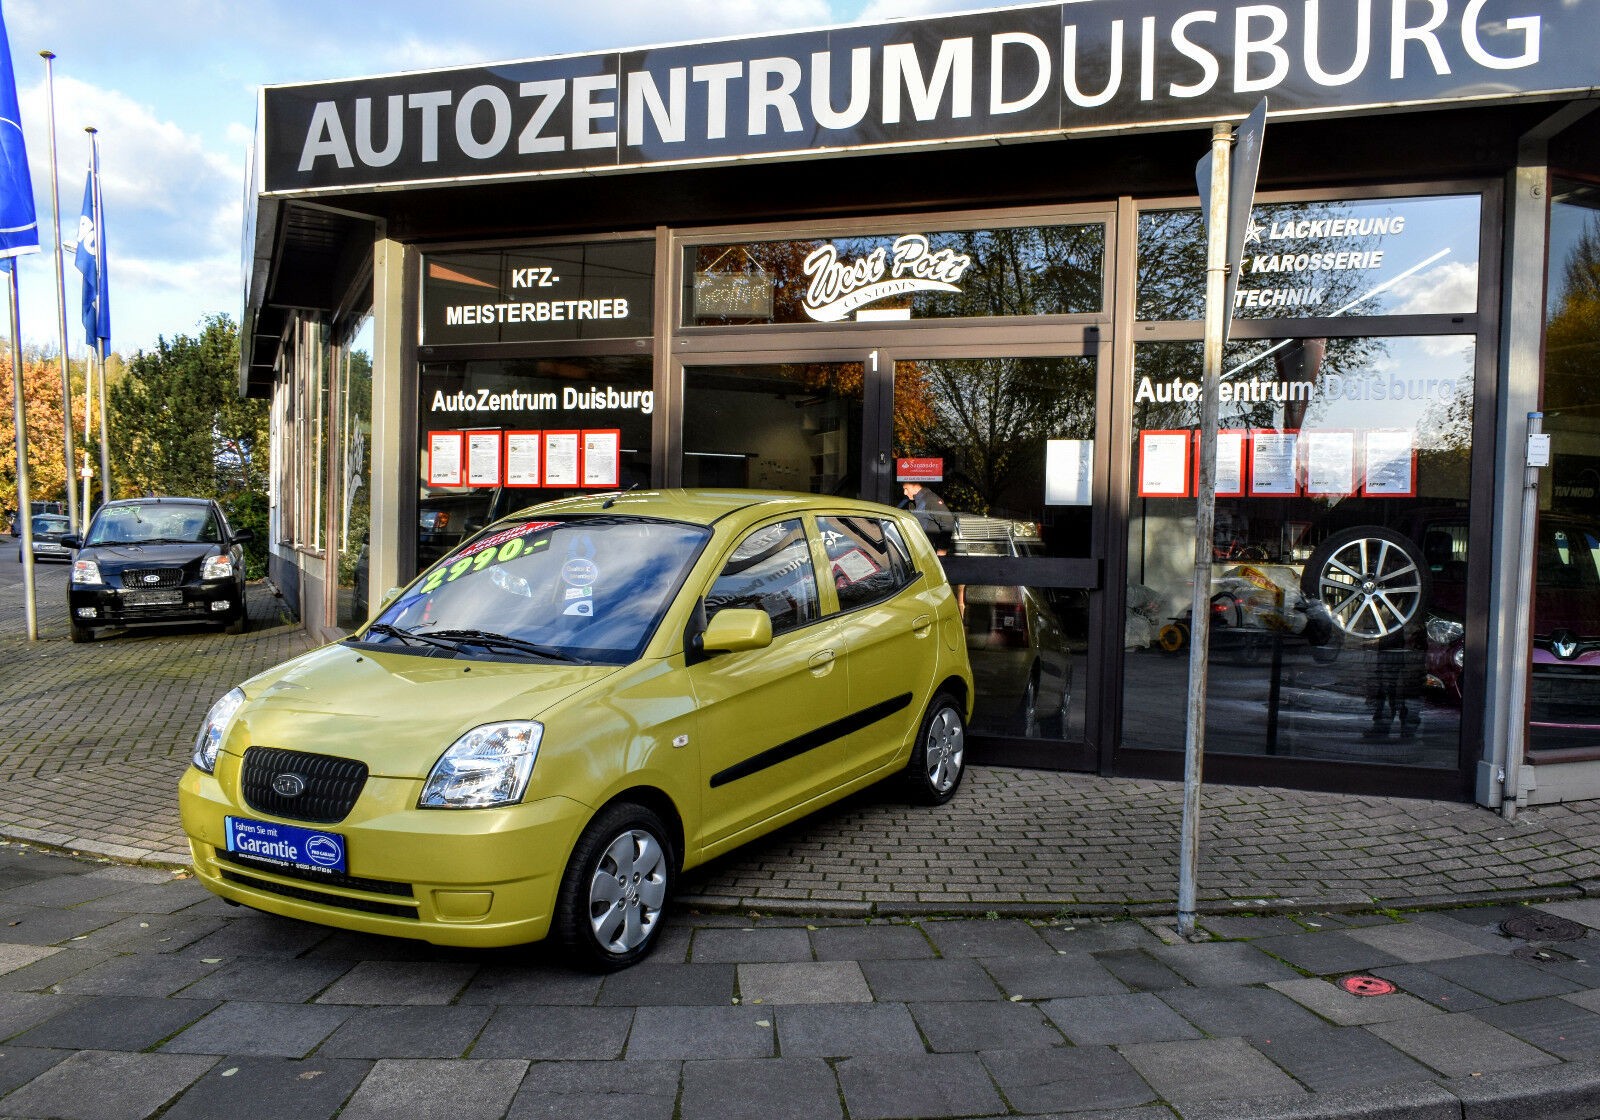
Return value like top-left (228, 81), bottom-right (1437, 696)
top-left (120, 567), bottom-right (185, 588)
top-left (241, 747), bottom-right (368, 824)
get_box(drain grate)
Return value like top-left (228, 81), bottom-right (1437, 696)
top-left (1501, 912), bottom-right (1589, 942)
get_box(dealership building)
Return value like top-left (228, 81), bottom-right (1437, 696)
top-left (240, 0), bottom-right (1599, 806)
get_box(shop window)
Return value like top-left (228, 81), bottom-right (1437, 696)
top-left (1122, 336), bottom-right (1474, 768)
top-left (682, 222), bottom-right (1104, 326)
top-left (1137, 195), bottom-right (1480, 322)
top-left (706, 520), bottom-right (820, 635)
top-left (333, 321), bottom-right (373, 629)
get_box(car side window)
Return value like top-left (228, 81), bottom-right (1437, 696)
top-left (817, 515), bottom-right (915, 610)
top-left (706, 519), bottom-right (819, 636)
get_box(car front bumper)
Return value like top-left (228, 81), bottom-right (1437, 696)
top-left (179, 761), bottom-right (591, 949)
top-left (69, 580), bottom-right (243, 627)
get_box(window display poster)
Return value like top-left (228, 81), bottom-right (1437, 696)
top-left (543, 430), bottom-right (580, 487)
top-left (1204, 430), bottom-right (1247, 498)
top-left (1138, 431), bottom-right (1191, 498)
top-left (1250, 430), bottom-right (1299, 496)
top-left (1363, 429), bottom-right (1417, 497)
top-left (505, 431), bottom-right (542, 486)
top-left (1303, 430), bottom-right (1357, 496)
top-left (1045, 439), bottom-right (1093, 506)
top-left (467, 431), bottom-right (502, 486)
top-left (583, 429), bottom-right (622, 488)
top-left (428, 430), bottom-right (464, 486)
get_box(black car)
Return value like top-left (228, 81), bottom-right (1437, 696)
top-left (61, 497), bottom-right (253, 643)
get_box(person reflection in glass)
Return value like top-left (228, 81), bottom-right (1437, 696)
top-left (1363, 631), bottom-right (1425, 740)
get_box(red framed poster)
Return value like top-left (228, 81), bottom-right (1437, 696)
top-left (1138, 430), bottom-right (1192, 498)
top-left (1362, 430), bottom-right (1418, 497)
top-left (1301, 429), bottom-right (1358, 497)
top-left (582, 429), bottom-right (622, 488)
top-left (504, 430), bottom-right (542, 487)
top-left (1193, 429), bottom-right (1248, 498)
top-left (466, 430), bottom-right (503, 487)
top-left (1249, 429), bottom-right (1300, 497)
top-left (543, 430), bottom-right (580, 487)
top-left (427, 430), bottom-right (465, 487)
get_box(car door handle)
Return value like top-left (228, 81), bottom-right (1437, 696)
top-left (912, 613), bottom-right (933, 634)
top-left (809, 649), bottom-right (836, 671)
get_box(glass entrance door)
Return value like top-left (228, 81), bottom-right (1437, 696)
top-left (890, 353), bottom-right (1102, 768)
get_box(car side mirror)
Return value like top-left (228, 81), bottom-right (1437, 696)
top-left (232, 527), bottom-right (255, 544)
top-left (700, 608), bottom-right (773, 653)
top-left (60, 535), bottom-right (82, 550)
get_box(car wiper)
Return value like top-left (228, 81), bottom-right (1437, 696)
top-left (130, 537), bottom-right (196, 545)
top-left (423, 628), bottom-right (590, 663)
top-left (362, 623), bottom-right (464, 653)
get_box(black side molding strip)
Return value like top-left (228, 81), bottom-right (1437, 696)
top-left (709, 692), bottom-right (914, 789)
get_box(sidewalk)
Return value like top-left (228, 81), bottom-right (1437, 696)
top-left (5, 566), bottom-right (1600, 1118)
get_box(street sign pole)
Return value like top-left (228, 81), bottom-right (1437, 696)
top-left (1178, 100), bottom-right (1267, 939)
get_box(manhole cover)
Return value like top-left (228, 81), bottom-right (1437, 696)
top-left (1339, 975), bottom-right (1397, 997)
top-left (1501, 912), bottom-right (1589, 942)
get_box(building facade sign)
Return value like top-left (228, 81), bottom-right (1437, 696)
top-left (262, 0), bottom-right (1592, 194)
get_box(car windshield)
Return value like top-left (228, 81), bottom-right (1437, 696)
top-left (360, 515), bottom-right (711, 664)
top-left (32, 516), bottom-right (69, 535)
top-left (85, 505), bottom-right (220, 546)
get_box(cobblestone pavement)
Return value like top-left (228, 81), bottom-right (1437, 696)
top-left (10, 564), bottom-right (1600, 1118)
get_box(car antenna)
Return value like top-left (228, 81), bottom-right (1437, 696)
top-left (601, 483), bottom-right (640, 510)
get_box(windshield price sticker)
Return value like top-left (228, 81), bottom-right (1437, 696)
top-left (420, 523), bottom-right (556, 595)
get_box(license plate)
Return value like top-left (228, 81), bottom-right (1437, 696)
top-left (225, 817), bottom-right (348, 874)
top-left (123, 590), bottom-right (182, 605)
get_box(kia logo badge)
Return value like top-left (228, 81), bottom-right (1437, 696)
top-left (272, 773), bottom-right (307, 798)
top-left (1552, 630), bottom-right (1580, 661)
top-left (142, 574), bottom-right (161, 584)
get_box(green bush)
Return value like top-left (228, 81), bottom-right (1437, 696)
top-left (224, 490), bottom-right (270, 581)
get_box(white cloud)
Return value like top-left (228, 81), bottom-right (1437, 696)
top-left (1391, 261), bottom-right (1478, 316)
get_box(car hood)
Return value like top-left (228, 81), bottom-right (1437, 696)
top-left (229, 643), bottom-right (622, 777)
top-left (86, 542), bottom-right (220, 566)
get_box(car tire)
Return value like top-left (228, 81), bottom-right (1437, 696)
top-left (1301, 526), bottom-right (1431, 643)
top-left (553, 801), bottom-right (674, 972)
top-left (224, 613), bottom-right (248, 636)
top-left (1017, 667), bottom-right (1039, 737)
top-left (906, 691), bottom-right (966, 806)
top-left (69, 623), bottom-right (92, 644)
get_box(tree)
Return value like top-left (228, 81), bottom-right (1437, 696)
top-left (0, 347), bottom-right (81, 517)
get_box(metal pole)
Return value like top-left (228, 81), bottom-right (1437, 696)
top-left (40, 51), bottom-right (77, 532)
top-left (1501, 411), bottom-right (1544, 819)
top-left (8, 265), bottom-right (37, 639)
top-left (1177, 121), bottom-right (1233, 939)
top-left (87, 128), bottom-right (111, 505)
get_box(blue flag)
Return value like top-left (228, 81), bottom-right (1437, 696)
top-left (74, 152), bottom-right (110, 356)
top-left (0, 2), bottom-right (39, 260)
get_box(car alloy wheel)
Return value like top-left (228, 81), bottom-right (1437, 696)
top-left (1302, 526), bottom-right (1431, 642)
top-left (555, 801), bottom-right (673, 970)
top-left (907, 692), bottom-right (965, 805)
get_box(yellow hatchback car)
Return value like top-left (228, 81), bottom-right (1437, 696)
top-left (180, 490), bottom-right (973, 969)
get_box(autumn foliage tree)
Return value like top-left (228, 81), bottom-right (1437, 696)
top-left (0, 347), bottom-right (82, 519)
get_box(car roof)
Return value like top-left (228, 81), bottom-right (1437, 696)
top-left (485, 489), bottom-right (893, 529)
top-left (99, 497), bottom-right (213, 509)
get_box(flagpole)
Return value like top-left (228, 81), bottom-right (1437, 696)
top-left (87, 127), bottom-right (109, 504)
top-left (7, 265), bottom-right (37, 639)
top-left (40, 51), bottom-right (77, 532)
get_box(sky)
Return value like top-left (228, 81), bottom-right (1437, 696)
top-left (4, 0), bottom-right (979, 360)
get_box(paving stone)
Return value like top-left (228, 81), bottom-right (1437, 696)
top-left (1173, 1081), bottom-right (1464, 1120)
top-left (775, 1003), bottom-right (925, 1057)
top-left (456, 963), bottom-right (603, 1005)
top-left (183, 915), bottom-right (338, 958)
top-left (910, 1000), bottom-right (1065, 1052)
top-left (1148, 941), bottom-right (1302, 986)
top-left (680, 1057), bottom-right (842, 1120)
top-left (738, 960), bottom-right (871, 1003)
top-left (1093, 949), bottom-right (1191, 991)
top-left (597, 962), bottom-right (735, 1006)
top-left (316, 1005), bottom-right (492, 1060)
top-left (1472, 997), bottom-right (1600, 1060)
top-left (1267, 976), bottom-right (1442, 1025)
top-left (0, 1049), bottom-right (219, 1120)
top-left (160, 1000), bottom-right (353, 1058)
top-left (0, 943), bottom-right (59, 976)
top-left (177, 957), bottom-right (353, 1003)
top-left (981, 1044), bottom-right (1157, 1113)
top-left (1118, 1037), bottom-right (1305, 1103)
top-left (53, 953), bottom-right (226, 997)
top-left (1251, 930), bottom-right (1404, 975)
top-left (12, 994), bottom-right (218, 1051)
top-left (810, 924), bottom-right (934, 960)
top-left (65, 912), bottom-right (231, 954)
top-left (0, 945), bottom-right (116, 992)
top-left (836, 1052), bottom-right (1006, 1119)
top-left (1195, 916), bottom-right (1311, 940)
top-left (1041, 992), bottom-right (1204, 1045)
top-left (0, 903), bottom-right (122, 945)
top-left (1344, 921), bottom-right (1489, 963)
top-left (337, 1058), bottom-right (528, 1120)
top-left (1157, 985), bottom-right (1327, 1037)
top-left (0, 993), bottom-right (83, 1043)
top-left (981, 950), bottom-right (1129, 1000)
top-left (1040, 920), bottom-right (1167, 954)
top-left (0, 1044), bottom-right (70, 1095)
top-left (921, 918), bottom-right (1054, 958)
top-left (693, 926), bottom-right (814, 963)
top-left (861, 957), bottom-right (1003, 1002)
top-left (1536, 899), bottom-right (1600, 932)
top-left (159, 1056), bottom-right (372, 1120)
top-left (313, 960), bottom-right (478, 1005)
top-left (1366, 1012), bottom-right (1562, 1077)
top-left (1246, 1023), bottom-right (1435, 1092)
top-left (624, 1005), bottom-right (775, 1060)
top-left (508, 1058), bottom-right (680, 1120)
top-left (1420, 952), bottom-right (1585, 1002)
top-left (471, 1006), bottom-right (634, 1060)
top-left (1443, 1057), bottom-right (1600, 1120)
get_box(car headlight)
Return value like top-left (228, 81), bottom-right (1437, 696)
top-left (1426, 617), bottom-right (1465, 646)
top-left (193, 687), bottom-right (245, 773)
top-left (420, 721), bottom-right (543, 809)
top-left (71, 559), bottom-right (103, 585)
top-left (202, 554), bottom-right (235, 580)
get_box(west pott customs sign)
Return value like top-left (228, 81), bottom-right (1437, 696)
top-left (263, 0), bottom-right (1594, 195)
top-left (422, 241), bottom-right (653, 345)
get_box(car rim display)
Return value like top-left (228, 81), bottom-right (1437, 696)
top-left (1313, 535), bottom-right (1425, 639)
top-left (925, 705), bottom-right (965, 792)
top-left (587, 827), bottom-right (668, 954)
